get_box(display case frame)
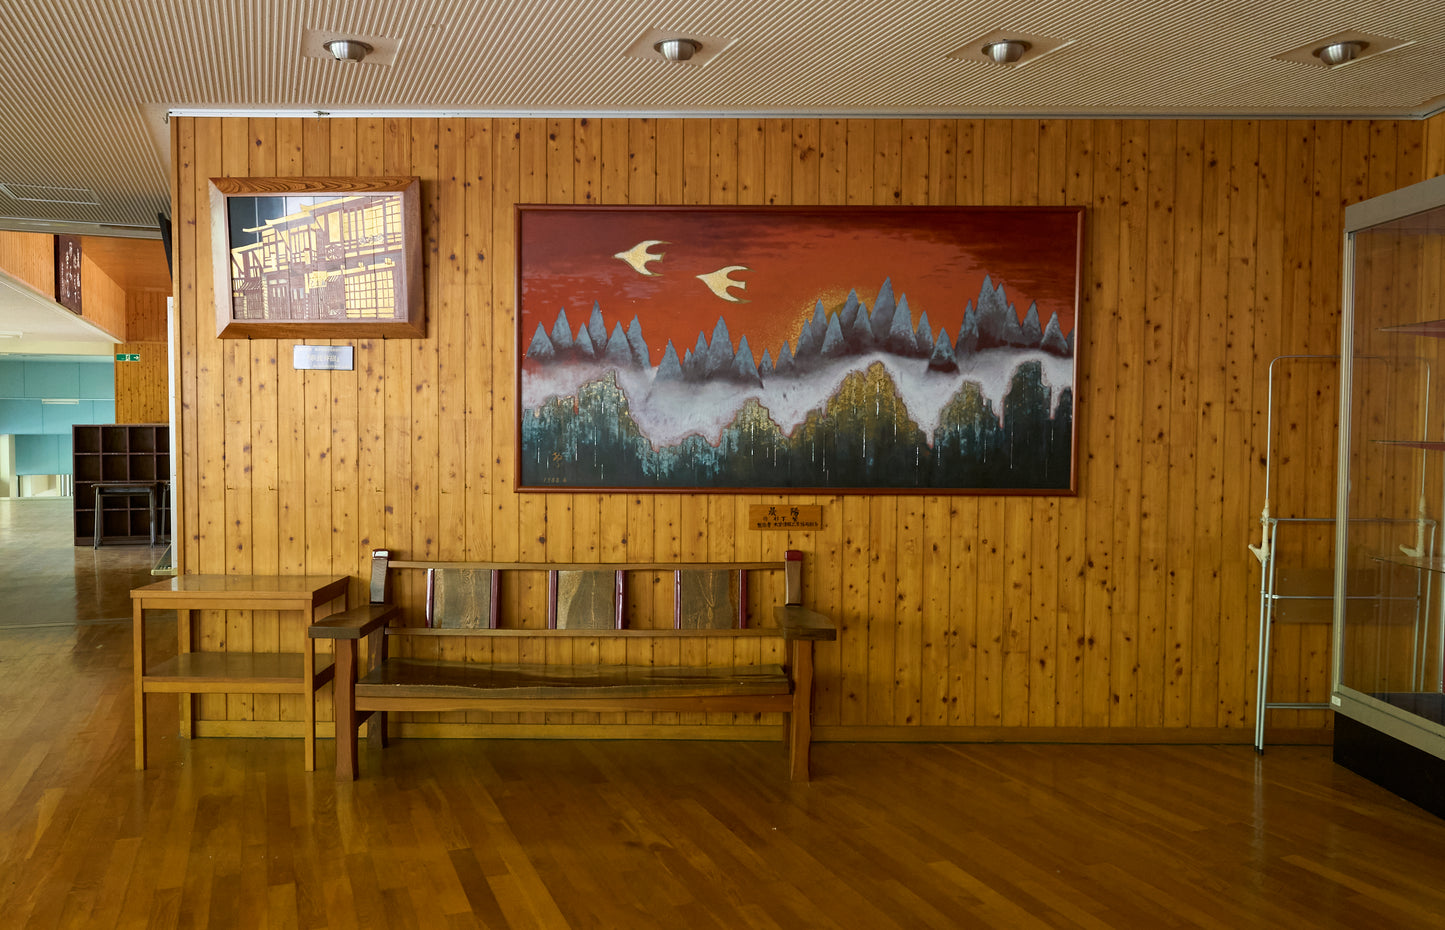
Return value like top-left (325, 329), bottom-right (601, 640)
top-left (1334, 171), bottom-right (1445, 815)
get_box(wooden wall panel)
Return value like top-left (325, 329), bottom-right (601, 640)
top-left (113, 342), bottom-right (167, 423)
top-left (79, 254), bottom-right (125, 339)
top-left (0, 230), bottom-right (54, 295)
top-left (125, 288), bottom-right (168, 342)
top-left (171, 114), bottom-right (1444, 742)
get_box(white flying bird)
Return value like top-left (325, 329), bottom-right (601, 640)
top-left (696, 265), bottom-right (749, 302)
top-left (614, 240), bottom-right (667, 276)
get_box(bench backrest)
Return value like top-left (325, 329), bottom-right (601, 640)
top-left (369, 549), bottom-right (803, 632)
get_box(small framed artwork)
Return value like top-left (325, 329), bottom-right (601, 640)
top-left (208, 176), bottom-right (425, 339)
top-left (55, 234), bottom-right (83, 314)
top-left (516, 205), bottom-right (1083, 494)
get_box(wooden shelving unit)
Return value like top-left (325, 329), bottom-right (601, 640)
top-left (72, 423), bottom-right (170, 546)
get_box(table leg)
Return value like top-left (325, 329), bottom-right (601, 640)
top-left (147, 486), bottom-right (157, 546)
top-left (134, 599), bottom-right (147, 769)
top-left (178, 608), bottom-right (193, 738)
top-left (303, 638), bottom-right (316, 772)
top-left (94, 489), bottom-right (103, 549)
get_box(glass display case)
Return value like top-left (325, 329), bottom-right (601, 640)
top-left (1334, 172), bottom-right (1445, 817)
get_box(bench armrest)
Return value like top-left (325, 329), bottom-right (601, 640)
top-left (309, 604), bottom-right (399, 640)
top-left (774, 605), bottom-right (837, 641)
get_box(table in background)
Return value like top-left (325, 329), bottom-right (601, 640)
top-left (93, 480), bottom-right (166, 548)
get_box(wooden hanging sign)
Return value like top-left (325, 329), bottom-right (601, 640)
top-left (749, 504), bottom-right (822, 531)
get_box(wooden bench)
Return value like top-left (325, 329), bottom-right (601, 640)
top-left (310, 549), bottom-right (836, 782)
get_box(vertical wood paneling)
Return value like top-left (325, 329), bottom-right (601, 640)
top-left (171, 114), bottom-right (1438, 741)
top-left (1248, 121), bottom-right (1288, 731)
top-left (0, 230), bottom-right (55, 295)
top-left (1138, 119), bottom-right (1176, 729)
top-left (220, 116), bottom-right (253, 726)
top-left (125, 288), bottom-right (169, 342)
top-left (244, 116), bottom-right (281, 725)
top-left (191, 117), bottom-right (225, 727)
top-left (1111, 120), bottom-right (1148, 726)
top-left (1192, 119), bottom-right (1230, 727)
top-left (1082, 119), bottom-right (1120, 728)
top-left (1219, 119), bottom-right (1260, 727)
top-left (113, 342), bottom-right (168, 423)
top-left (1057, 119), bottom-right (1093, 727)
top-left (1165, 120), bottom-right (1202, 727)
top-left (78, 255), bottom-right (126, 340)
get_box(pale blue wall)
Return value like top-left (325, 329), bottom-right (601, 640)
top-left (0, 357), bottom-right (115, 475)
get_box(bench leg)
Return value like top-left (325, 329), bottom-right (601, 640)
top-left (333, 639), bottom-right (359, 781)
top-left (789, 640), bottom-right (815, 783)
top-left (365, 627), bottom-right (388, 749)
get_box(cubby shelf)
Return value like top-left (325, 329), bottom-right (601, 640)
top-left (72, 424), bottom-right (170, 547)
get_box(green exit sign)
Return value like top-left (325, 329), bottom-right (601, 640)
top-left (115, 353), bottom-right (140, 361)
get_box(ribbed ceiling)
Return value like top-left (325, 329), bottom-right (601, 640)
top-left (1, 0), bottom-right (1443, 230)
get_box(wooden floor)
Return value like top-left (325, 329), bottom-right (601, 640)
top-left (3, 500), bottom-right (1445, 929)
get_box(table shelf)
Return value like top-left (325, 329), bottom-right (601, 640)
top-left (141, 651), bottom-right (335, 693)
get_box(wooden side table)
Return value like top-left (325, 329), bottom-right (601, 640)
top-left (131, 574), bottom-right (351, 771)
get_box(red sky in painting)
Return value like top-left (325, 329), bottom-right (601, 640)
top-left (519, 207), bottom-right (1081, 365)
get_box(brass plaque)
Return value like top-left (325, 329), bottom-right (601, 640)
top-left (748, 504), bottom-right (822, 530)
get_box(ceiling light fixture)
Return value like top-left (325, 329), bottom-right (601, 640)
top-left (654, 38), bottom-right (701, 62)
top-left (323, 39), bottom-right (373, 63)
top-left (982, 40), bottom-right (1030, 64)
top-left (1314, 40), bottom-right (1365, 66)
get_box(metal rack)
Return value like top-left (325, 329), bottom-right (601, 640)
top-left (1250, 354), bottom-right (1434, 751)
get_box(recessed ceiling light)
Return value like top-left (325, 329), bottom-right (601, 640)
top-left (948, 31), bottom-right (1071, 69)
top-left (982, 40), bottom-right (1030, 65)
top-left (654, 38), bottom-right (701, 62)
top-left (323, 39), bottom-right (372, 63)
top-left (1314, 40), bottom-right (1365, 66)
top-left (300, 28), bottom-right (400, 67)
top-left (625, 28), bottom-right (736, 68)
top-left (1273, 30), bottom-right (1412, 69)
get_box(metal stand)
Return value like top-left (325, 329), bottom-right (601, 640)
top-left (1250, 355), bottom-right (1434, 751)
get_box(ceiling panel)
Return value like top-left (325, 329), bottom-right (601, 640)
top-left (0, 0), bottom-right (1441, 233)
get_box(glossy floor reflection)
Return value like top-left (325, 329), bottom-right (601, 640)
top-left (0, 498), bottom-right (159, 627)
top-left (2, 498), bottom-right (1444, 928)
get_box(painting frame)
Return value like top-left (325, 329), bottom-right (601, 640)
top-left (208, 176), bottom-right (425, 339)
top-left (515, 204), bottom-right (1083, 495)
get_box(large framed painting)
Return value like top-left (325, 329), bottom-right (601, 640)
top-left (516, 205), bottom-right (1083, 493)
top-left (208, 176), bottom-right (425, 339)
